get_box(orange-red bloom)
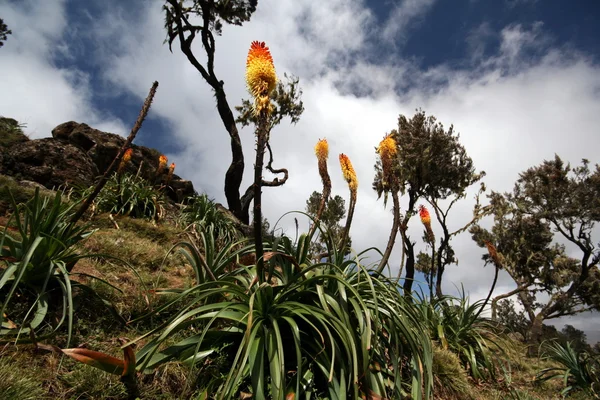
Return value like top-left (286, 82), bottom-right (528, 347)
top-left (419, 205), bottom-right (431, 225)
top-left (339, 153), bottom-right (358, 192)
top-left (245, 41), bottom-right (277, 113)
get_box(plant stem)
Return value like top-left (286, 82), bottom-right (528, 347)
top-left (377, 191), bottom-right (400, 274)
top-left (254, 110), bottom-right (269, 284)
top-left (70, 81), bottom-right (158, 225)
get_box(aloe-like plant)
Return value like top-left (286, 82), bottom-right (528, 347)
top-left (0, 188), bottom-right (117, 345)
top-left (536, 341), bottom-right (600, 398)
top-left (415, 290), bottom-right (500, 381)
top-left (125, 225), bottom-right (432, 399)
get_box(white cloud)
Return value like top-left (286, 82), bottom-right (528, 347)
top-left (2, 0), bottom-right (600, 337)
top-left (0, 0), bottom-right (127, 137)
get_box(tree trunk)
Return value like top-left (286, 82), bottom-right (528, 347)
top-left (528, 314), bottom-right (545, 356)
top-left (214, 87), bottom-right (246, 223)
top-left (377, 191), bottom-right (400, 274)
top-left (402, 191), bottom-right (417, 298)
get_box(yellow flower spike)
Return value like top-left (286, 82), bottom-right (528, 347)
top-left (376, 134), bottom-right (397, 159)
top-left (339, 153), bottom-right (358, 192)
top-left (377, 134), bottom-right (397, 189)
top-left (245, 41), bottom-right (277, 114)
top-left (315, 138), bottom-right (329, 163)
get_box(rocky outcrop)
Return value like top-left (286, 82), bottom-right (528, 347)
top-left (0, 120), bottom-right (196, 202)
top-left (1, 138), bottom-right (99, 189)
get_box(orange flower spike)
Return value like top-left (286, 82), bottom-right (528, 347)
top-left (168, 163), bottom-right (175, 175)
top-left (315, 139), bottom-right (329, 163)
top-left (419, 205), bottom-right (431, 225)
top-left (339, 153), bottom-right (358, 192)
top-left (122, 148), bottom-right (133, 163)
top-left (118, 148), bottom-right (133, 173)
top-left (484, 240), bottom-right (502, 267)
top-left (245, 41), bottom-right (277, 113)
top-left (158, 155), bottom-right (168, 170)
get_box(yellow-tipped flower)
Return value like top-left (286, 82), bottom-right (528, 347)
top-left (245, 41), bottom-right (277, 114)
top-left (419, 205), bottom-right (431, 225)
top-left (118, 148), bottom-right (133, 173)
top-left (339, 153), bottom-right (358, 192)
top-left (315, 138), bottom-right (329, 163)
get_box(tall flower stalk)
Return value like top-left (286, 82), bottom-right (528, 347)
top-left (246, 40), bottom-right (277, 283)
top-left (376, 134), bottom-right (400, 274)
top-left (419, 205), bottom-right (437, 297)
top-left (308, 138), bottom-right (331, 238)
top-left (339, 153), bottom-right (357, 256)
top-left (474, 240), bottom-right (503, 320)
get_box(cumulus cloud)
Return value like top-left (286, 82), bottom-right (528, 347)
top-left (2, 0), bottom-right (600, 340)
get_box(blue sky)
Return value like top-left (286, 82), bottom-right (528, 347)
top-left (1, 0), bottom-right (600, 339)
top-left (369, 0), bottom-right (600, 69)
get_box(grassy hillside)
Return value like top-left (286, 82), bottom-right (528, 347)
top-left (0, 173), bottom-right (597, 399)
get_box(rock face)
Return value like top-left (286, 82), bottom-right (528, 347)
top-left (2, 138), bottom-right (99, 189)
top-left (1, 121), bottom-right (196, 202)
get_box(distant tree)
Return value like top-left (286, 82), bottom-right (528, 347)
top-left (471, 156), bottom-right (600, 348)
top-left (559, 324), bottom-right (590, 354)
top-left (163, 1), bottom-right (303, 225)
top-left (0, 18), bottom-right (12, 48)
top-left (496, 299), bottom-right (529, 338)
top-left (373, 110), bottom-right (485, 296)
top-left (305, 191), bottom-right (350, 258)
